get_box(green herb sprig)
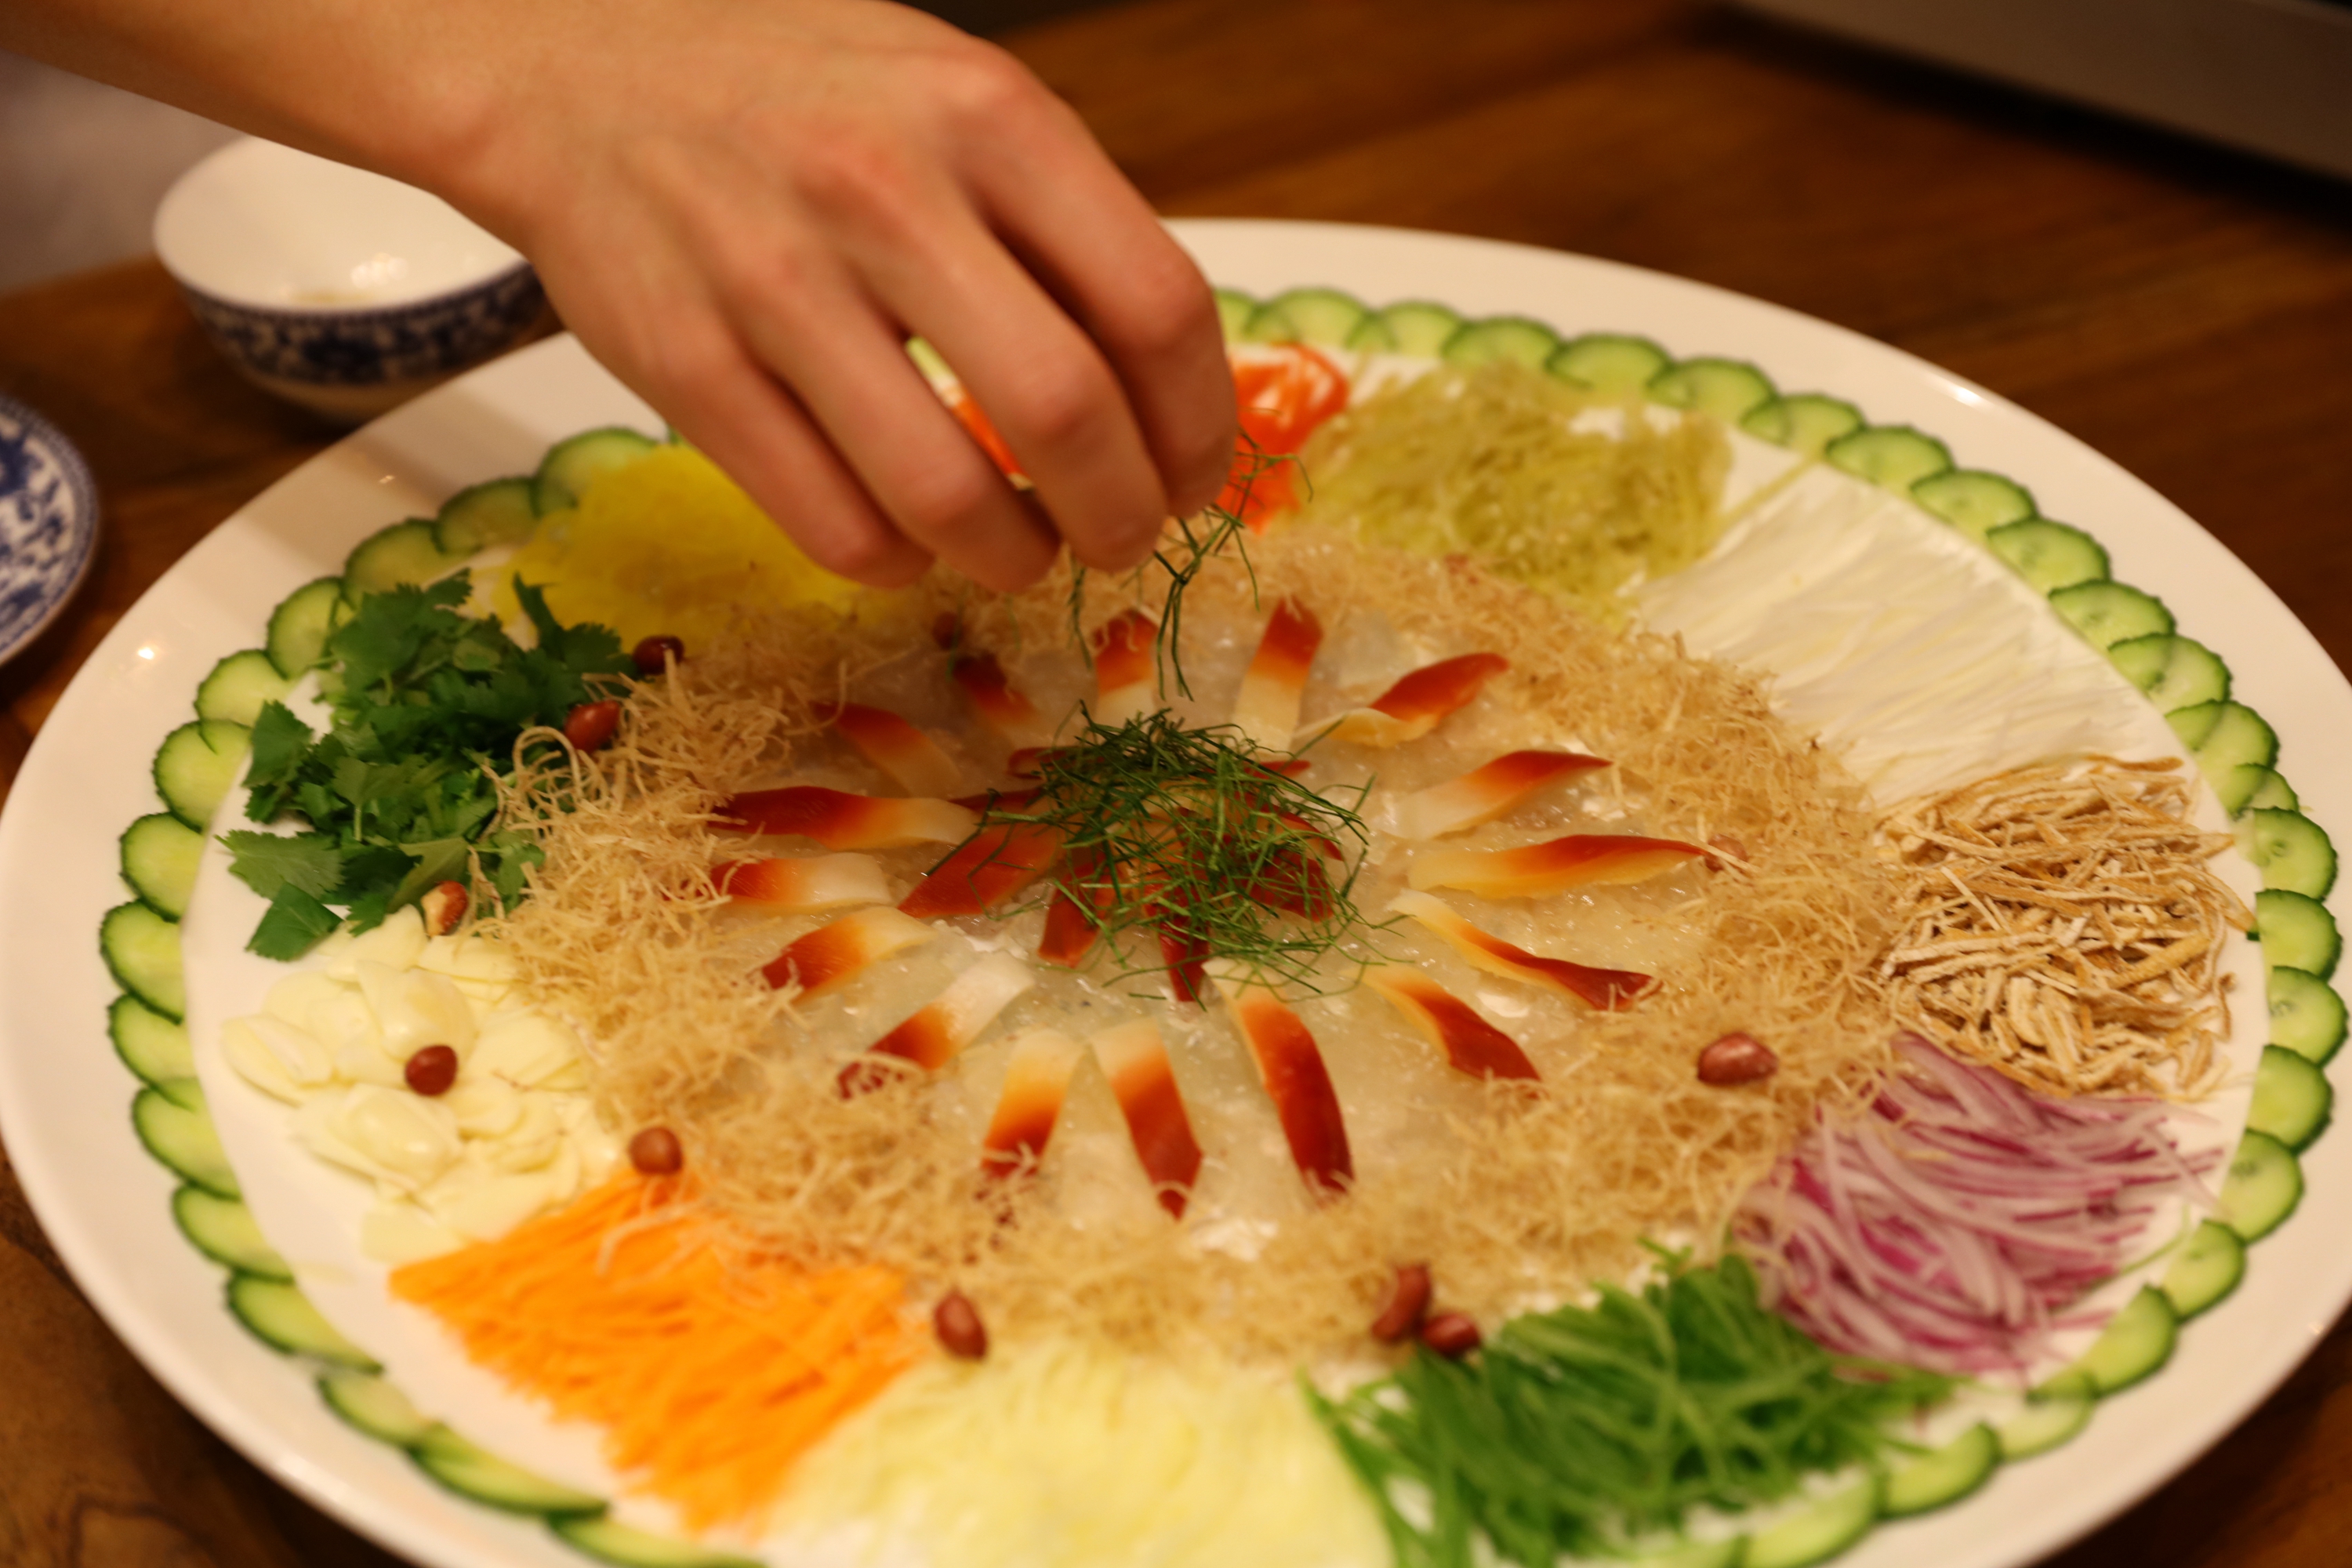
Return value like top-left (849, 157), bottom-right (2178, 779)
top-left (978, 710), bottom-right (1377, 996)
top-left (224, 574), bottom-right (633, 959)
top-left (1308, 1256), bottom-right (1955, 1567)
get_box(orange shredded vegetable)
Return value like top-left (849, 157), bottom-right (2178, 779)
top-left (390, 1176), bottom-right (920, 1530)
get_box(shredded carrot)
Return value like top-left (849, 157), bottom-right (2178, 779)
top-left (390, 1176), bottom-right (921, 1531)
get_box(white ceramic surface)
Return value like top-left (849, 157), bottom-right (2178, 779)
top-left (3, 219), bottom-right (2348, 1568)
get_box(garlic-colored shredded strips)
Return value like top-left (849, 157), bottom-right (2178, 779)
top-left (1878, 757), bottom-right (2249, 1098)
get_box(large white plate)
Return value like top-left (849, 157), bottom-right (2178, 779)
top-left (4, 219), bottom-right (2348, 1568)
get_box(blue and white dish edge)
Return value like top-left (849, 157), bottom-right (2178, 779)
top-left (0, 394), bottom-right (100, 670)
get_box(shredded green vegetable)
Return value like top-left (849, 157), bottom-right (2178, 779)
top-left (1308, 1257), bottom-right (1952, 1566)
top-left (1294, 361), bottom-right (1730, 623)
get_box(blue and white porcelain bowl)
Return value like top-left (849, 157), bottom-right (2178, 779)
top-left (0, 393), bottom-right (100, 670)
top-left (154, 138), bottom-right (546, 423)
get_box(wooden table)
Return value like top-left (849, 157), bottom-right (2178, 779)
top-left (5, 2), bottom-right (2350, 1563)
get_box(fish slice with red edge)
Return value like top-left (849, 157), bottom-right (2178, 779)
top-left (1388, 890), bottom-right (1654, 1011)
top-left (949, 651), bottom-right (1046, 744)
top-left (900, 820), bottom-right (1065, 918)
top-left (1211, 964), bottom-right (1352, 1200)
top-left (717, 786), bottom-right (978, 849)
top-left (761, 906), bottom-right (938, 997)
top-left (980, 1029), bottom-right (1082, 1178)
top-left (710, 854), bottom-right (890, 913)
top-left (823, 702), bottom-right (963, 797)
top-left (1036, 848), bottom-right (1116, 967)
top-left (1396, 750), bottom-right (1612, 840)
top-left (1230, 597), bottom-right (1323, 753)
top-left (1090, 1019), bottom-right (1203, 1218)
top-left (1091, 608), bottom-right (1159, 726)
top-left (1408, 833), bottom-right (1704, 899)
top-left (1364, 969), bottom-right (1541, 1082)
top-left (1319, 653), bottom-right (1508, 749)
top-left (839, 953), bottom-right (1035, 1095)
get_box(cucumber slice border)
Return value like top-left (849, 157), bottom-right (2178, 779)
top-left (93, 293), bottom-right (2344, 1568)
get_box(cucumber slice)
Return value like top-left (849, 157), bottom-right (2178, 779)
top-left (120, 811), bottom-right (203, 920)
top-left (1443, 316), bottom-right (1563, 369)
top-left (1365, 300), bottom-right (1463, 358)
top-left (2160, 1220), bottom-right (2245, 1320)
top-left (153, 718), bottom-right (251, 830)
top-left (342, 518), bottom-right (460, 604)
top-left (1238, 301), bottom-right (1301, 344)
top-left (265, 577), bottom-right (345, 679)
top-left (2107, 633), bottom-right (2230, 713)
top-left (227, 1274), bottom-right (379, 1370)
top-left (532, 426), bottom-right (659, 515)
top-left (320, 1369), bottom-right (437, 1448)
top-left (1648, 357), bottom-right (1776, 423)
top-left (2172, 700), bottom-right (2278, 782)
top-left (1882, 1423), bottom-right (1998, 1518)
top-left (1627, 1538), bottom-right (1743, 1568)
top-left (111, 993), bottom-right (196, 1091)
top-left (1984, 518), bottom-right (2110, 592)
top-left (433, 477), bottom-right (539, 556)
top-left (1911, 470), bottom-right (2036, 540)
top-left (2222, 765), bottom-right (2299, 816)
top-left (2041, 1286), bottom-right (2177, 1399)
top-left (2268, 967), bottom-right (2347, 1064)
top-left (1740, 393), bottom-right (1864, 457)
top-left (1996, 1395), bottom-right (2092, 1460)
top-left (172, 1186), bottom-right (292, 1279)
top-left (132, 1085), bottom-right (237, 1197)
top-left (1548, 332), bottom-right (1672, 397)
top-left (2249, 1044), bottom-right (2333, 1151)
top-left (102, 901), bottom-right (185, 1020)
top-left (2238, 809), bottom-right (2337, 899)
top-left (1824, 425), bottom-right (1953, 492)
top-left (413, 1424), bottom-right (604, 1515)
top-left (2220, 1130), bottom-right (2303, 1240)
top-left (194, 648), bottom-right (295, 727)
top-left (1249, 287), bottom-right (1367, 347)
top-left (1213, 288), bottom-right (1256, 342)
top-left (2048, 581), bottom-right (2174, 651)
top-left (1742, 1476), bottom-right (1880, 1568)
top-left (2256, 889), bottom-right (2339, 979)
top-left (550, 1515), bottom-right (766, 1568)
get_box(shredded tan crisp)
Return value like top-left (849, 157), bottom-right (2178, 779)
top-left (486, 523), bottom-right (1900, 1366)
top-left (1877, 757), bottom-right (2251, 1098)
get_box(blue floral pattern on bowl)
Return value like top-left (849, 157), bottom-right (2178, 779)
top-left (0, 394), bottom-right (100, 669)
top-left (178, 263), bottom-right (545, 387)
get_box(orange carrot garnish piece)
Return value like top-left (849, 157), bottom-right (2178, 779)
top-left (1213, 965), bottom-right (1353, 1200)
top-left (839, 953), bottom-right (1034, 1094)
top-left (711, 854), bottom-right (890, 913)
top-left (760, 906), bottom-right (937, 996)
top-left (1223, 345), bottom-right (1352, 526)
top-left (1408, 833), bottom-right (1704, 899)
top-left (1388, 891), bottom-right (1654, 1011)
top-left (823, 702), bottom-right (962, 798)
top-left (899, 821), bottom-right (1065, 919)
top-left (980, 1028), bottom-right (1081, 1177)
top-left (1396, 750), bottom-right (1612, 840)
top-left (717, 786), bottom-right (978, 849)
top-left (1091, 1019), bottom-right (1203, 1218)
top-left (1323, 653), bottom-right (1509, 748)
top-left (1091, 608), bottom-right (1159, 725)
top-left (1365, 969), bottom-right (1541, 1082)
top-left (1230, 597), bottom-right (1323, 753)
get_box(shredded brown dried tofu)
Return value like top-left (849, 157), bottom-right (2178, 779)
top-left (1878, 757), bottom-right (2250, 1098)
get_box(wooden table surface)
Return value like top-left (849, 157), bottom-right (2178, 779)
top-left (5, 2), bottom-right (2351, 1563)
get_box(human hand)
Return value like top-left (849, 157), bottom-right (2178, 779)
top-left (422, 0), bottom-right (1236, 593)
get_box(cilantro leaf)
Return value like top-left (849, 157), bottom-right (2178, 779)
top-left (222, 829), bottom-right (348, 902)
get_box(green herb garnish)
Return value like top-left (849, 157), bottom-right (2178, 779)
top-left (981, 710), bottom-right (1376, 996)
top-left (225, 574), bottom-right (632, 959)
top-left (1308, 1256), bottom-right (1955, 1566)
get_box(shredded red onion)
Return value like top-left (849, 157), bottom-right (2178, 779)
top-left (1740, 1034), bottom-right (2218, 1376)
